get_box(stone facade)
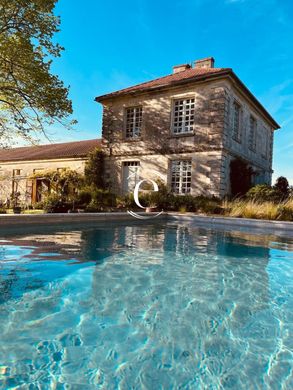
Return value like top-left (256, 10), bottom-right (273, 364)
top-left (97, 59), bottom-right (279, 198)
top-left (0, 157), bottom-right (87, 205)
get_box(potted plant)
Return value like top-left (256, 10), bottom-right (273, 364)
top-left (11, 192), bottom-right (22, 214)
top-left (145, 201), bottom-right (158, 213)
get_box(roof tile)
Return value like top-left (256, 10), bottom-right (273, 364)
top-left (95, 67), bottom-right (230, 100)
top-left (0, 139), bottom-right (101, 162)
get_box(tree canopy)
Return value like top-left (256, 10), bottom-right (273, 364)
top-left (0, 0), bottom-right (74, 146)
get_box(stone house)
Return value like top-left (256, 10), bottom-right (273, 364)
top-left (0, 139), bottom-right (100, 205)
top-left (95, 57), bottom-right (280, 197)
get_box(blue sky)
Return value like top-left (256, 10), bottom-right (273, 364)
top-left (49, 0), bottom-right (293, 183)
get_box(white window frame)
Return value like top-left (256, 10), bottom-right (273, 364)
top-left (171, 160), bottom-right (192, 194)
top-left (171, 98), bottom-right (195, 135)
top-left (232, 101), bottom-right (242, 142)
top-left (125, 106), bottom-right (142, 139)
top-left (122, 161), bottom-right (140, 193)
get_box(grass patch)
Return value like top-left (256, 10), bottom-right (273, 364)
top-left (222, 199), bottom-right (293, 221)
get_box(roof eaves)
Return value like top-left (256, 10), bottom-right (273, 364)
top-left (228, 71), bottom-right (280, 130)
top-left (94, 69), bottom-right (232, 102)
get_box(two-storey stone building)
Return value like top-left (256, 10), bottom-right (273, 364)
top-left (96, 57), bottom-right (280, 197)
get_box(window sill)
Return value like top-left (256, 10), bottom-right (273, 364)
top-left (123, 138), bottom-right (143, 142)
top-left (168, 133), bottom-right (194, 139)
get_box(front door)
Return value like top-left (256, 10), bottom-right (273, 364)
top-left (122, 161), bottom-right (140, 194)
top-left (31, 179), bottom-right (50, 203)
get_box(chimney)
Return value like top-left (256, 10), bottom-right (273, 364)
top-left (173, 63), bottom-right (191, 74)
top-left (194, 57), bottom-right (215, 69)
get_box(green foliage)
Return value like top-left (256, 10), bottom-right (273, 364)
top-left (277, 203), bottom-right (293, 221)
top-left (246, 178), bottom-right (291, 203)
top-left (230, 158), bottom-right (254, 197)
top-left (0, 0), bottom-right (74, 145)
top-left (118, 184), bottom-right (222, 214)
top-left (84, 148), bottom-right (104, 188)
top-left (32, 201), bottom-right (44, 210)
top-left (116, 193), bottom-right (136, 209)
top-left (246, 184), bottom-right (281, 202)
top-left (31, 168), bottom-right (83, 212)
top-left (31, 168), bottom-right (83, 199)
top-left (0, 206), bottom-right (6, 214)
top-left (274, 176), bottom-right (290, 199)
top-left (85, 189), bottom-right (117, 212)
top-left (42, 193), bottom-right (70, 213)
top-left (76, 189), bottom-right (92, 208)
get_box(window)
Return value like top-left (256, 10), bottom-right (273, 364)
top-left (122, 161), bottom-right (140, 193)
top-left (261, 126), bottom-right (268, 159)
top-left (172, 98), bottom-right (195, 134)
top-left (232, 101), bottom-right (241, 142)
top-left (33, 169), bottom-right (44, 175)
top-left (249, 116), bottom-right (257, 151)
top-left (12, 169), bottom-right (22, 194)
top-left (171, 160), bottom-right (192, 194)
top-left (125, 107), bottom-right (142, 139)
top-left (13, 169), bottom-right (21, 176)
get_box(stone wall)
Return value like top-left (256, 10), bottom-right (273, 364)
top-left (101, 80), bottom-right (227, 157)
top-left (222, 82), bottom-right (274, 190)
top-left (101, 76), bottom-right (276, 197)
top-left (105, 151), bottom-right (223, 197)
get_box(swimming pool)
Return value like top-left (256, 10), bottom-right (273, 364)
top-left (0, 222), bottom-right (292, 388)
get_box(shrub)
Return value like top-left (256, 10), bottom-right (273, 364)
top-left (33, 201), bottom-right (44, 210)
top-left (197, 197), bottom-right (222, 214)
top-left (116, 193), bottom-right (136, 209)
top-left (77, 189), bottom-right (92, 208)
top-left (43, 194), bottom-right (70, 213)
top-left (246, 184), bottom-right (281, 202)
top-left (0, 207), bottom-right (7, 214)
top-left (118, 188), bottom-right (221, 214)
top-left (85, 189), bottom-right (116, 212)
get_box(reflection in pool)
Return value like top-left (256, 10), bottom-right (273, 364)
top-left (0, 222), bottom-right (292, 388)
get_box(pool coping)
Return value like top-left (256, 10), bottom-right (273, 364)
top-left (0, 212), bottom-right (292, 237)
top-left (0, 212), bottom-right (169, 226)
top-left (167, 213), bottom-right (293, 237)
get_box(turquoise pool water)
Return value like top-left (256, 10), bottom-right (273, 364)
top-left (0, 222), bottom-right (292, 389)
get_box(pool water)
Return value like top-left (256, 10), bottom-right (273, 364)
top-left (0, 222), bottom-right (292, 389)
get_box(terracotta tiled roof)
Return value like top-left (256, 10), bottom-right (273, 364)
top-left (95, 67), bottom-right (231, 101)
top-left (0, 139), bottom-right (101, 162)
top-left (95, 65), bottom-right (280, 129)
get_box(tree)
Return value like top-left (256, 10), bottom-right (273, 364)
top-left (0, 0), bottom-right (74, 146)
top-left (274, 176), bottom-right (290, 199)
top-left (84, 147), bottom-right (105, 188)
